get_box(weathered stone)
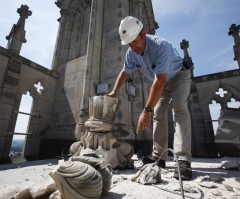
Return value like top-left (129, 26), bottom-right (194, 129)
top-left (220, 160), bottom-right (239, 170)
top-left (49, 161), bottom-right (103, 199)
top-left (7, 58), bottom-right (21, 74)
top-left (1, 0), bottom-right (240, 165)
top-left (209, 174), bottom-right (224, 182)
top-left (50, 190), bottom-right (62, 199)
top-left (5, 75), bottom-right (19, 86)
top-left (131, 163), bottom-right (161, 185)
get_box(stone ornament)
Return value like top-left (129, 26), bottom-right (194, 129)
top-left (49, 95), bottom-right (134, 199)
top-left (11, 178), bottom-right (57, 199)
top-left (85, 95), bottom-right (120, 132)
top-left (71, 148), bottom-right (104, 167)
top-left (70, 96), bottom-right (134, 169)
top-left (70, 148), bottom-right (112, 193)
top-left (49, 161), bottom-right (103, 199)
top-left (49, 95), bottom-right (133, 198)
top-left (97, 164), bottom-right (112, 193)
top-left (69, 140), bottom-right (83, 156)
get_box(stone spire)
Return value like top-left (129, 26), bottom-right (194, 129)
top-left (6, 5), bottom-right (32, 54)
top-left (228, 24), bottom-right (240, 68)
top-left (180, 39), bottom-right (194, 76)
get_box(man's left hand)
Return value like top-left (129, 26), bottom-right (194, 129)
top-left (137, 111), bottom-right (151, 133)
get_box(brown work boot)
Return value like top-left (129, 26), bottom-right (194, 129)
top-left (173, 160), bottom-right (192, 180)
top-left (142, 156), bottom-right (166, 168)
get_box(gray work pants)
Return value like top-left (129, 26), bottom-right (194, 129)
top-left (152, 69), bottom-right (192, 163)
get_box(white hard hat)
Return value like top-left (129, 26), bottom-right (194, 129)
top-left (119, 16), bottom-right (143, 45)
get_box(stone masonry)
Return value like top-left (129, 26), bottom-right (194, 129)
top-left (0, 0), bottom-right (239, 163)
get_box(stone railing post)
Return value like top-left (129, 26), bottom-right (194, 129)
top-left (228, 24), bottom-right (240, 68)
top-left (6, 5), bottom-right (32, 54)
top-left (180, 39), bottom-right (194, 77)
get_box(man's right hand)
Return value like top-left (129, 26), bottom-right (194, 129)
top-left (106, 91), bottom-right (117, 98)
top-left (106, 70), bottom-right (127, 98)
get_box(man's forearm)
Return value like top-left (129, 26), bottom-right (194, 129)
top-left (145, 73), bottom-right (167, 109)
top-left (107, 70), bottom-right (128, 97)
top-left (112, 70), bottom-right (128, 93)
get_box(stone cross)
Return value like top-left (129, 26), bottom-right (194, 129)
top-left (228, 24), bottom-right (240, 67)
top-left (180, 39), bottom-right (190, 59)
top-left (180, 39), bottom-right (194, 75)
top-left (6, 5), bottom-right (32, 54)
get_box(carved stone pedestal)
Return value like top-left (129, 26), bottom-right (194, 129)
top-left (70, 96), bottom-right (134, 169)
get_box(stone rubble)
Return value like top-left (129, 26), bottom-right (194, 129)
top-left (0, 156), bottom-right (240, 199)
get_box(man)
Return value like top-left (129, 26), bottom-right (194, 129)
top-left (107, 16), bottom-right (192, 180)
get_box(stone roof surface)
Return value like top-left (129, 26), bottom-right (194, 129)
top-left (0, 156), bottom-right (240, 199)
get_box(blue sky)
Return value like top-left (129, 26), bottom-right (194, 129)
top-left (153, 0), bottom-right (239, 76)
top-left (0, 0), bottom-right (59, 68)
top-left (0, 0), bottom-right (239, 137)
top-left (0, 0), bottom-right (239, 76)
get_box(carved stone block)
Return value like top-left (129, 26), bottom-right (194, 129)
top-left (7, 58), bottom-right (21, 74)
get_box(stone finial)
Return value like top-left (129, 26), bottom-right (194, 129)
top-left (180, 39), bottom-right (190, 57)
top-left (56, 0), bottom-right (91, 11)
top-left (6, 5), bottom-right (32, 54)
top-left (228, 24), bottom-right (240, 66)
top-left (55, 0), bottom-right (64, 9)
top-left (180, 39), bottom-right (194, 71)
top-left (228, 24), bottom-right (240, 39)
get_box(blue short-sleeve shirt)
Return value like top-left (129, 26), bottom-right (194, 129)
top-left (123, 35), bottom-right (183, 82)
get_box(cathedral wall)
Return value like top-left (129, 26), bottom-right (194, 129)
top-left (0, 46), bottom-right (57, 162)
top-left (1, 1), bottom-right (239, 162)
top-left (194, 70), bottom-right (240, 157)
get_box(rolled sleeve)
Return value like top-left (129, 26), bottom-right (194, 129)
top-left (123, 52), bottom-right (137, 74)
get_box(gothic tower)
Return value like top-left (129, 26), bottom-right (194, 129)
top-left (39, 0), bottom-right (158, 157)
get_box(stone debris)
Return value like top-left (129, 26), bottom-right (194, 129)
top-left (49, 190), bottom-right (62, 199)
top-left (12, 178), bottom-right (57, 199)
top-left (220, 160), bottom-right (239, 170)
top-left (195, 175), bottom-right (209, 183)
top-left (211, 189), bottom-right (222, 196)
top-left (131, 154), bottom-right (139, 161)
top-left (223, 177), bottom-right (240, 193)
top-left (98, 165), bottom-right (113, 193)
top-left (2, 157), bottom-right (240, 199)
top-left (195, 173), bottom-right (224, 185)
top-left (192, 168), bottom-right (240, 198)
top-left (133, 159), bottom-right (143, 169)
top-left (209, 174), bottom-right (224, 182)
top-left (198, 181), bottom-right (219, 188)
top-left (160, 168), bottom-right (169, 174)
top-left (172, 183), bottom-right (199, 193)
top-left (130, 163), bottom-right (161, 184)
top-left (233, 188), bottom-right (240, 195)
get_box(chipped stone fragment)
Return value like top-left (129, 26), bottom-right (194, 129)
top-left (198, 181), bottom-right (218, 188)
top-left (224, 184), bottom-right (233, 191)
top-left (195, 175), bottom-right (208, 183)
top-left (131, 163), bottom-right (161, 185)
top-left (173, 184), bottom-right (199, 193)
top-left (29, 179), bottom-right (57, 198)
top-left (12, 188), bottom-right (31, 199)
top-left (211, 190), bottom-right (222, 196)
top-left (50, 190), bottom-right (62, 199)
top-left (220, 160), bottom-right (238, 170)
top-left (209, 174), bottom-right (224, 182)
top-left (223, 177), bottom-right (240, 194)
